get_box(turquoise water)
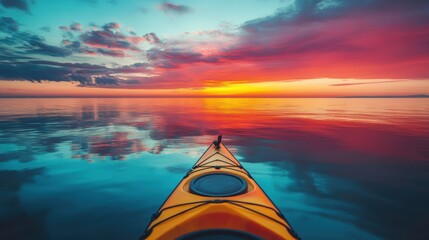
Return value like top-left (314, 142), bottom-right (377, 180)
top-left (0, 98), bottom-right (428, 240)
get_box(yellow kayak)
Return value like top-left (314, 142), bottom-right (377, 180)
top-left (141, 136), bottom-right (300, 240)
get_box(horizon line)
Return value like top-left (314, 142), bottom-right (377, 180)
top-left (0, 94), bottom-right (428, 99)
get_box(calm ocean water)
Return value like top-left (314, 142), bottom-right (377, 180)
top-left (0, 98), bottom-right (428, 240)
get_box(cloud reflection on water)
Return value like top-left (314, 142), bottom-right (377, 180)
top-left (0, 98), bottom-right (428, 239)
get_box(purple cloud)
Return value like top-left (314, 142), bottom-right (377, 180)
top-left (80, 24), bottom-right (137, 51)
top-left (70, 23), bottom-right (82, 32)
top-left (158, 2), bottom-right (190, 14)
top-left (95, 48), bottom-right (125, 57)
top-left (58, 22), bottom-right (160, 57)
top-left (147, 48), bottom-right (219, 69)
top-left (143, 33), bottom-right (161, 44)
top-left (102, 22), bottom-right (120, 31)
top-left (0, 0), bottom-right (30, 12)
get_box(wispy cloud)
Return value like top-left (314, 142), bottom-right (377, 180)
top-left (0, 18), bottom-right (73, 57)
top-left (141, 0), bottom-right (429, 88)
top-left (331, 80), bottom-right (404, 87)
top-left (1, 0), bottom-right (429, 93)
top-left (158, 2), bottom-right (191, 15)
top-left (58, 21), bottom-right (160, 57)
top-left (0, 0), bottom-right (31, 13)
top-left (39, 26), bottom-right (51, 33)
top-left (0, 17), bottom-right (19, 33)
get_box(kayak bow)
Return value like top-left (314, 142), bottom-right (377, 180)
top-left (141, 136), bottom-right (300, 240)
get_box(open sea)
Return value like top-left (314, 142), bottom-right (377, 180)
top-left (0, 98), bottom-right (428, 240)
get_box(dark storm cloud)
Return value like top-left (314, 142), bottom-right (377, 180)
top-left (0, 0), bottom-right (30, 12)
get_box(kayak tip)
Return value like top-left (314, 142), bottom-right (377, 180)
top-left (213, 134), bottom-right (222, 149)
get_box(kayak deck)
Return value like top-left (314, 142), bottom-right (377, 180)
top-left (141, 140), bottom-right (300, 240)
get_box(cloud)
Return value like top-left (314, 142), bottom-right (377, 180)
top-left (0, 45), bottom-right (34, 61)
top-left (0, 62), bottom-right (78, 82)
top-left (331, 80), bottom-right (403, 87)
top-left (0, 59), bottom-right (146, 87)
top-left (29, 60), bottom-right (110, 72)
top-left (0, 60), bottom-right (116, 84)
top-left (2, 0), bottom-right (429, 92)
top-left (0, 17), bottom-right (19, 33)
top-left (70, 23), bottom-right (82, 32)
top-left (94, 76), bottom-right (118, 85)
top-left (0, 17), bottom-right (76, 58)
top-left (24, 34), bottom-right (73, 57)
top-left (147, 48), bottom-right (219, 69)
top-left (0, 31), bottom-right (72, 57)
top-left (142, 0), bottom-right (429, 88)
top-left (58, 22), bottom-right (160, 57)
top-left (0, 0), bottom-right (30, 12)
top-left (80, 23), bottom-right (137, 51)
top-left (0, 18), bottom-right (162, 86)
top-left (221, 0), bottom-right (429, 79)
top-left (158, 2), bottom-right (191, 14)
top-left (143, 32), bottom-right (161, 44)
top-left (102, 22), bottom-right (120, 31)
top-left (39, 26), bottom-right (51, 32)
top-left (95, 48), bottom-right (125, 57)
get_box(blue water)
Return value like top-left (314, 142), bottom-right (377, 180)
top-left (0, 98), bottom-right (428, 240)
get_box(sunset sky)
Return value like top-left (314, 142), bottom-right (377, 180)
top-left (0, 0), bottom-right (428, 97)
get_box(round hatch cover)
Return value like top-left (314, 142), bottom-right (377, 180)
top-left (190, 173), bottom-right (247, 197)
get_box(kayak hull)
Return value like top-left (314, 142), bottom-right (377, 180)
top-left (142, 142), bottom-right (299, 240)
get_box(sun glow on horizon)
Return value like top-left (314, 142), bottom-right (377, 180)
top-left (1, 78), bottom-right (427, 98)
